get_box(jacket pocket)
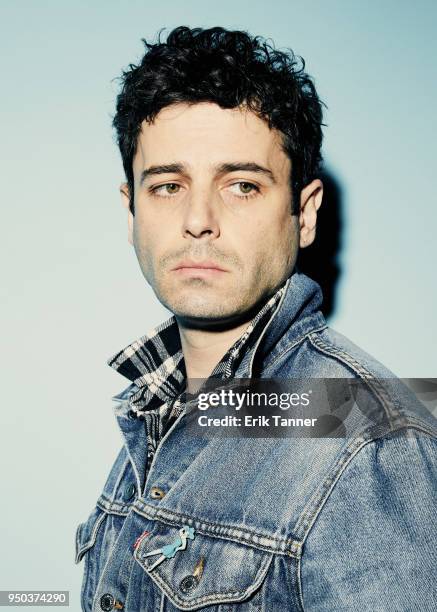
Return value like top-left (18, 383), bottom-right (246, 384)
top-left (133, 521), bottom-right (274, 611)
top-left (75, 507), bottom-right (111, 612)
top-left (75, 506), bottom-right (108, 564)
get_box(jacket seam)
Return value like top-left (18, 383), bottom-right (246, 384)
top-left (297, 436), bottom-right (372, 611)
top-left (112, 452), bottom-right (131, 498)
top-left (97, 496), bottom-right (132, 516)
top-left (295, 423), bottom-right (434, 543)
top-left (113, 412), bottom-right (143, 495)
top-left (297, 425), bottom-right (436, 610)
top-left (296, 555), bottom-right (305, 612)
top-left (295, 435), bottom-right (372, 541)
top-left (130, 503), bottom-right (301, 558)
top-left (261, 323), bottom-right (328, 372)
top-left (306, 331), bottom-right (402, 425)
top-left (75, 510), bottom-right (107, 565)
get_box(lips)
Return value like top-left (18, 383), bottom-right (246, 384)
top-left (172, 260), bottom-right (228, 272)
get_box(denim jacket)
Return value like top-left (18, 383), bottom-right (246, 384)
top-left (75, 271), bottom-right (437, 611)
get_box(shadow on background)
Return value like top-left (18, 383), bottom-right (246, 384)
top-left (296, 170), bottom-right (343, 320)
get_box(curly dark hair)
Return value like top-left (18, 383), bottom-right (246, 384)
top-left (113, 26), bottom-right (325, 215)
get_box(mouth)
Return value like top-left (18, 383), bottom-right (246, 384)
top-left (171, 260), bottom-right (229, 274)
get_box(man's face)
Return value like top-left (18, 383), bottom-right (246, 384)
top-left (127, 102), bottom-right (300, 326)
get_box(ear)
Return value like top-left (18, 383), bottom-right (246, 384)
top-left (298, 179), bottom-right (323, 248)
top-left (119, 182), bottom-right (134, 245)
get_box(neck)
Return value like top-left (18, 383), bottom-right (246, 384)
top-left (176, 319), bottom-right (250, 392)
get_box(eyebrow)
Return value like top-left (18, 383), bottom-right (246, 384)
top-left (216, 162), bottom-right (277, 184)
top-left (139, 161), bottom-right (277, 185)
top-left (140, 164), bottom-right (184, 184)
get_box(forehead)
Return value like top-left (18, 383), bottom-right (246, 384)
top-left (133, 102), bottom-right (290, 176)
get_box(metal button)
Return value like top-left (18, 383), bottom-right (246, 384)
top-left (179, 574), bottom-right (199, 593)
top-left (150, 486), bottom-right (166, 500)
top-left (127, 409), bottom-right (137, 420)
top-left (100, 594), bottom-right (123, 610)
top-left (179, 556), bottom-right (204, 593)
top-left (124, 483), bottom-right (136, 501)
top-left (100, 594), bottom-right (115, 611)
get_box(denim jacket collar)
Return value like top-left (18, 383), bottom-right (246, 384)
top-left (235, 269), bottom-right (327, 378)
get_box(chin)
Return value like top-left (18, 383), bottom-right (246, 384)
top-left (164, 294), bottom-right (237, 319)
top-left (159, 284), bottom-right (229, 312)
top-left (171, 302), bottom-right (232, 320)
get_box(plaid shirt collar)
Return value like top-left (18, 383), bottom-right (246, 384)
top-left (107, 278), bottom-right (289, 416)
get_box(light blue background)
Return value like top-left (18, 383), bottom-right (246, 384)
top-left (1, 0), bottom-right (436, 607)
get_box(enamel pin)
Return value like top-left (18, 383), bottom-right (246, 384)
top-left (142, 525), bottom-right (195, 571)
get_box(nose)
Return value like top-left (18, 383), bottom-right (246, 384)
top-left (182, 187), bottom-right (220, 240)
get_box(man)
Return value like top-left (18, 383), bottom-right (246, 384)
top-left (75, 26), bottom-right (436, 611)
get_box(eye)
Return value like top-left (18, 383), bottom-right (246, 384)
top-left (228, 182), bottom-right (260, 198)
top-left (151, 183), bottom-right (181, 197)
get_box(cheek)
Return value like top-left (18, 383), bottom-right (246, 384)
top-left (245, 212), bottom-right (294, 252)
top-left (132, 219), bottom-right (158, 269)
top-left (249, 214), bottom-right (297, 271)
top-left (133, 211), bottom-right (160, 251)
